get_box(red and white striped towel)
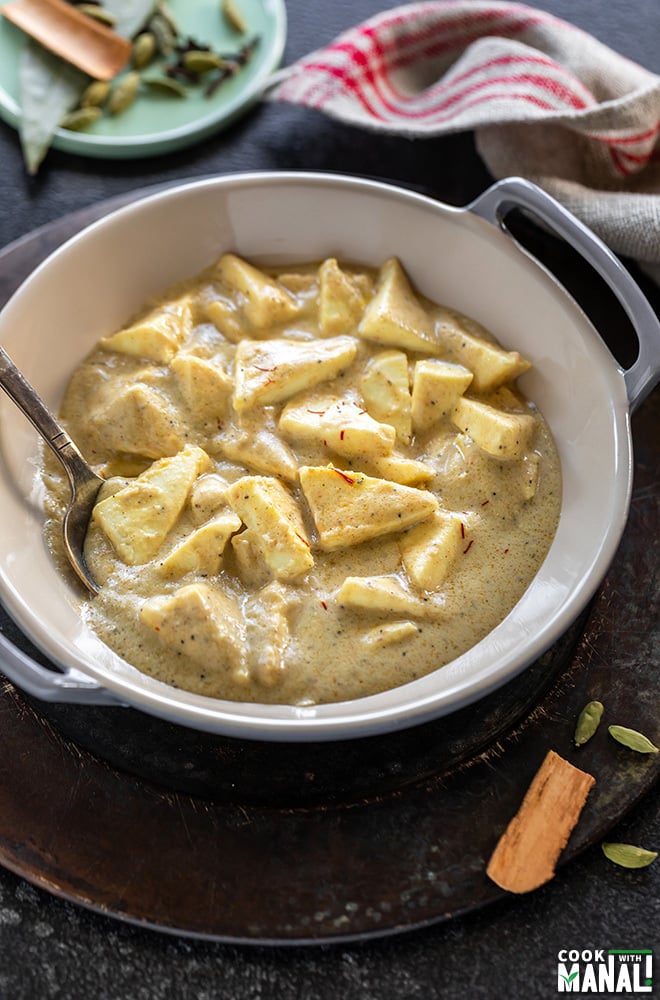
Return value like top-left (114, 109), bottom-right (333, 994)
top-left (267, 1), bottom-right (660, 272)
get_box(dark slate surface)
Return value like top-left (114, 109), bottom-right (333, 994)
top-left (0, 1), bottom-right (658, 997)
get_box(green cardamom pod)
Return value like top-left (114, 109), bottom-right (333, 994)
top-left (156, 0), bottom-right (180, 36)
top-left (132, 32), bottom-right (157, 69)
top-left (75, 4), bottom-right (117, 27)
top-left (108, 71), bottom-right (141, 115)
top-left (80, 80), bottom-right (111, 108)
top-left (182, 50), bottom-right (226, 74)
top-left (222, 0), bottom-right (248, 33)
top-left (574, 700), bottom-right (604, 746)
top-left (142, 75), bottom-right (188, 97)
top-left (150, 13), bottom-right (177, 56)
top-left (602, 842), bottom-right (658, 868)
top-left (608, 725), bottom-right (659, 754)
top-left (60, 106), bottom-right (103, 131)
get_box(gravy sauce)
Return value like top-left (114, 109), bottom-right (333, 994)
top-left (44, 255), bottom-right (561, 705)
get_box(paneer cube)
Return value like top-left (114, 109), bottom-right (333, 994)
top-left (360, 350), bottom-right (412, 444)
top-left (422, 430), bottom-right (476, 481)
top-left (487, 385), bottom-right (526, 411)
top-left (139, 583), bottom-right (248, 684)
top-left (231, 531), bottom-right (270, 588)
top-left (92, 383), bottom-right (185, 459)
top-left (276, 272), bottom-right (318, 295)
top-left (170, 353), bottom-right (232, 420)
top-left (279, 395), bottom-right (396, 460)
top-left (96, 457), bottom-right (151, 480)
top-left (411, 359), bottom-right (473, 432)
top-left (399, 509), bottom-right (466, 591)
top-left (101, 296), bottom-right (193, 363)
top-left (335, 575), bottom-right (445, 618)
top-left (157, 509), bottom-right (242, 578)
top-left (244, 582), bottom-right (294, 687)
top-left (437, 310), bottom-right (531, 391)
top-left (521, 452), bottom-right (541, 500)
top-left (92, 445), bottom-right (211, 564)
top-left (452, 397), bottom-right (536, 460)
top-left (232, 336), bottom-right (358, 412)
top-left (190, 473), bottom-right (231, 523)
top-left (203, 295), bottom-right (244, 343)
top-left (318, 257), bottom-right (369, 335)
top-left (216, 253), bottom-right (299, 328)
top-left (298, 465), bottom-right (438, 550)
top-left (216, 422), bottom-right (299, 482)
top-left (358, 258), bottom-right (440, 353)
top-left (226, 476), bottom-right (313, 580)
top-left (368, 454), bottom-right (435, 487)
top-left (360, 621), bottom-right (419, 648)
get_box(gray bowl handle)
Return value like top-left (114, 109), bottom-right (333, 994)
top-left (0, 629), bottom-right (123, 705)
top-left (468, 177), bottom-right (660, 411)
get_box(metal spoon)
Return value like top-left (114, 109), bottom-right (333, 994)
top-left (2, 0), bottom-right (131, 81)
top-left (0, 346), bottom-right (103, 595)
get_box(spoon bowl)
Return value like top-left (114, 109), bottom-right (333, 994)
top-left (0, 345), bottom-right (102, 594)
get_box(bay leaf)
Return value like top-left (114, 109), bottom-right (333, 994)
top-left (18, 40), bottom-right (88, 175)
top-left (103, 0), bottom-right (159, 39)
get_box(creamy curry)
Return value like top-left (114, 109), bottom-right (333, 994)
top-left (44, 254), bottom-right (561, 705)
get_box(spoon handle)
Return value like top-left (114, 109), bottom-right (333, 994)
top-left (0, 345), bottom-right (96, 487)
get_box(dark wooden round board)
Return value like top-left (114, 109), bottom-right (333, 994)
top-left (0, 191), bottom-right (658, 944)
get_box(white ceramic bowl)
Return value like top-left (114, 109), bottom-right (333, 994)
top-left (0, 172), bottom-right (658, 741)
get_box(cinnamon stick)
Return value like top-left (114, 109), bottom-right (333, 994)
top-left (2, 0), bottom-right (131, 81)
top-left (486, 749), bottom-right (595, 893)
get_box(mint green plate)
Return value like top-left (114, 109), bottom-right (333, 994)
top-left (0, 0), bottom-right (286, 159)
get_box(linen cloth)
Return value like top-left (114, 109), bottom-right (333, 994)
top-left (266, 1), bottom-right (660, 274)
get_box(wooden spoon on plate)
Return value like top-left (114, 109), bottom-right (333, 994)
top-left (2, 0), bottom-right (131, 80)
